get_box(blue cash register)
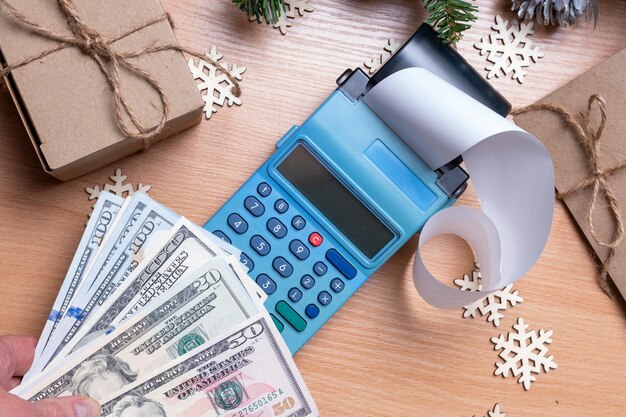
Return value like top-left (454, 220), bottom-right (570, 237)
top-left (204, 24), bottom-right (511, 354)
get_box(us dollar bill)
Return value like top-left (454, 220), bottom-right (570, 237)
top-left (29, 198), bottom-right (179, 376)
top-left (46, 218), bottom-right (233, 368)
top-left (30, 192), bottom-right (123, 370)
top-left (99, 314), bottom-right (318, 417)
top-left (13, 262), bottom-right (259, 402)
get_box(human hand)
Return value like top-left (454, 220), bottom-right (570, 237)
top-left (0, 336), bottom-right (101, 417)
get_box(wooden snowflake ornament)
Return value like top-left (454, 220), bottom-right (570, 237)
top-left (492, 318), bottom-right (557, 390)
top-left (364, 39), bottom-right (402, 75)
top-left (188, 46), bottom-right (246, 119)
top-left (474, 15), bottom-right (544, 84)
top-left (249, 0), bottom-right (314, 35)
top-left (487, 403), bottom-right (506, 417)
top-left (85, 168), bottom-right (151, 218)
top-left (454, 264), bottom-right (523, 326)
top-left (86, 168), bottom-right (151, 201)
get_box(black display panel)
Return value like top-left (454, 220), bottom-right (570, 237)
top-left (277, 144), bottom-right (395, 259)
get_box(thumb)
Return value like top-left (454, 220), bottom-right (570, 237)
top-left (30, 395), bottom-right (101, 417)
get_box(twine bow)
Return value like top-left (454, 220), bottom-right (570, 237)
top-left (0, 0), bottom-right (241, 147)
top-left (512, 94), bottom-right (626, 297)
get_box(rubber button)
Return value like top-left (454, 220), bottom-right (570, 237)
top-left (330, 277), bottom-right (345, 293)
top-left (270, 313), bottom-right (284, 333)
top-left (257, 182), bottom-right (272, 197)
top-left (250, 235), bottom-right (271, 256)
top-left (256, 274), bottom-right (276, 295)
top-left (275, 301), bottom-right (307, 332)
top-left (267, 218), bottom-right (287, 239)
top-left (227, 213), bottom-right (248, 234)
top-left (291, 215), bottom-right (306, 230)
top-left (308, 232), bottom-right (323, 247)
top-left (288, 287), bottom-right (303, 302)
top-left (325, 249), bottom-right (357, 279)
top-left (273, 257), bottom-right (293, 277)
top-left (300, 274), bottom-right (315, 290)
top-left (239, 252), bottom-right (254, 272)
top-left (289, 239), bottom-right (310, 260)
top-left (274, 199), bottom-right (289, 214)
top-left (305, 304), bottom-right (320, 319)
top-left (244, 196), bottom-right (265, 217)
top-left (312, 261), bottom-right (327, 276)
top-left (317, 291), bottom-right (332, 306)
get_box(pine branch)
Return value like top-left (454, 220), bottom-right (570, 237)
top-left (233, 0), bottom-right (285, 23)
top-left (424, 0), bottom-right (478, 44)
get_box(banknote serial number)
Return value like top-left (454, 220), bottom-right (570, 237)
top-left (227, 390), bottom-right (297, 417)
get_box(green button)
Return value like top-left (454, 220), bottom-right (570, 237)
top-left (275, 301), bottom-right (307, 332)
top-left (270, 313), bottom-right (284, 333)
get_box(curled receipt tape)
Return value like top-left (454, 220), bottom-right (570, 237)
top-left (363, 68), bottom-right (555, 308)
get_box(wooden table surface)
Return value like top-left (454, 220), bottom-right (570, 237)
top-left (1, 1), bottom-right (626, 415)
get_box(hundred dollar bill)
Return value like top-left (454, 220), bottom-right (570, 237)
top-left (45, 218), bottom-right (236, 369)
top-left (99, 314), bottom-right (318, 417)
top-left (30, 192), bottom-right (123, 370)
top-left (13, 261), bottom-right (259, 402)
top-left (28, 198), bottom-right (179, 377)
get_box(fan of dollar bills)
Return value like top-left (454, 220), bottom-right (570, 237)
top-left (10, 191), bottom-right (319, 417)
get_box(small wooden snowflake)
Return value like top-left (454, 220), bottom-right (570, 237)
top-left (455, 263), bottom-right (523, 327)
top-left (487, 403), bottom-right (506, 417)
top-left (364, 39), bottom-right (402, 75)
top-left (188, 46), bottom-right (246, 119)
top-left (249, 0), bottom-right (314, 35)
top-left (492, 318), bottom-right (557, 390)
top-left (474, 15), bottom-right (544, 84)
top-left (86, 168), bottom-right (151, 215)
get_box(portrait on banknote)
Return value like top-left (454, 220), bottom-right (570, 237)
top-left (111, 396), bottom-right (168, 417)
top-left (70, 354), bottom-right (138, 401)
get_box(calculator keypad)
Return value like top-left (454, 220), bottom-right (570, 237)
top-left (213, 179), bottom-right (363, 342)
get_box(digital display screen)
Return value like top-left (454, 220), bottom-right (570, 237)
top-left (277, 144), bottom-right (395, 259)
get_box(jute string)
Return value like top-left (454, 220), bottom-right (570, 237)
top-left (0, 0), bottom-right (241, 148)
top-left (512, 94), bottom-right (625, 297)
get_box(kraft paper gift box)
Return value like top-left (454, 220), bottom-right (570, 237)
top-left (0, 0), bottom-right (204, 181)
top-left (514, 48), bottom-right (626, 302)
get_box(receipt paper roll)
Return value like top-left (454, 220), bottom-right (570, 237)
top-left (363, 68), bottom-right (555, 308)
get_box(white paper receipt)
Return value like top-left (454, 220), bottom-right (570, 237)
top-left (363, 68), bottom-right (555, 308)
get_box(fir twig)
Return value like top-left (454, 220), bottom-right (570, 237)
top-left (233, 0), bottom-right (285, 24)
top-left (424, 0), bottom-right (478, 44)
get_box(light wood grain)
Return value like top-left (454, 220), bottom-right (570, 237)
top-left (1, 1), bottom-right (626, 415)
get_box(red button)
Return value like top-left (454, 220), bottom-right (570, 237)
top-left (308, 232), bottom-right (323, 247)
